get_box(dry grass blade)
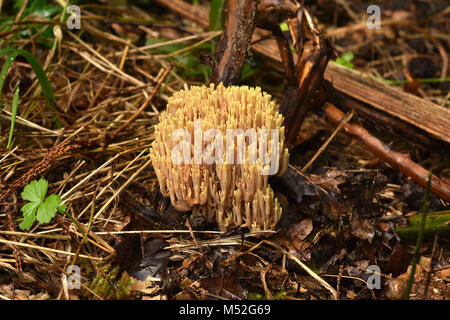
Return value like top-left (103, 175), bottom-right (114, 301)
top-left (263, 240), bottom-right (338, 300)
top-left (0, 238), bottom-right (102, 261)
top-left (93, 156), bottom-right (153, 220)
top-left (301, 110), bottom-right (354, 173)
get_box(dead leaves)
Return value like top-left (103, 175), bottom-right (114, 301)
top-left (384, 258), bottom-right (450, 300)
top-left (436, 268), bottom-right (450, 282)
top-left (287, 218), bottom-right (313, 242)
top-left (0, 283), bottom-right (50, 300)
top-left (350, 218), bottom-right (375, 242)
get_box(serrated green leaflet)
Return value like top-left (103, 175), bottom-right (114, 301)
top-left (37, 193), bottom-right (62, 224)
top-left (19, 202), bottom-right (38, 230)
top-left (21, 178), bottom-right (48, 203)
top-left (57, 204), bottom-right (67, 214)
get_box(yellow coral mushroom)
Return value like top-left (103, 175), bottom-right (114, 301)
top-left (150, 83), bottom-right (289, 232)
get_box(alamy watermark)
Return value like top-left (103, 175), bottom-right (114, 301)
top-left (366, 265), bottom-right (381, 289)
top-left (65, 265), bottom-right (81, 290)
top-left (367, 5), bottom-right (381, 29)
top-left (66, 5), bottom-right (81, 30)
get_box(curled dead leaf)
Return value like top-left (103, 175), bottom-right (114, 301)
top-left (436, 268), bottom-right (450, 282)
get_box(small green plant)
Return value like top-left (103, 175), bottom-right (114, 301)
top-left (335, 51), bottom-right (355, 69)
top-left (246, 290), bottom-right (286, 300)
top-left (19, 178), bottom-right (66, 230)
top-left (90, 264), bottom-right (133, 300)
top-left (13, 0), bottom-right (61, 20)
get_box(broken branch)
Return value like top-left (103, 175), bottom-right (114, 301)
top-left (323, 102), bottom-right (450, 202)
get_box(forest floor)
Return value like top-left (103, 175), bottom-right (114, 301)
top-left (0, 0), bottom-right (448, 300)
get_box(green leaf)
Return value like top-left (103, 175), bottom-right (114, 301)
top-left (57, 204), bottom-right (67, 214)
top-left (209, 0), bottom-right (226, 31)
top-left (14, 0), bottom-right (61, 20)
top-left (36, 193), bottom-right (61, 224)
top-left (280, 22), bottom-right (289, 32)
top-left (335, 51), bottom-right (354, 69)
top-left (11, 0), bottom-right (61, 41)
top-left (0, 50), bottom-right (20, 97)
top-left (21, 178), bottom-right (48, 203)
top-left (19, 202), bottom-right (38, 230)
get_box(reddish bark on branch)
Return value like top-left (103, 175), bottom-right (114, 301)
top-left (210, 0), bottom-right (260, 86)
top-left (324, 102), bottom-right (450, 202)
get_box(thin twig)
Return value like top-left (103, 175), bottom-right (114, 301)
top-left (324, 103), bottom-right (450, 202)
top-left (301, 110), bottom-right (354, 173)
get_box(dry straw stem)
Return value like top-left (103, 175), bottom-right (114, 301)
top-left (121, 31), bottom-right (222, 56)
top-left (0, 237), bottom-right (102, 261)
top-left (93, 156), bottom-right (153, 220)
top-left (151, 84), bottom-right (289, 232)
top-left (111, 65), bottom-right (172, 136)
top-left (60, 153), bottom-right (121, 204)
top-left (0, 230), bottom-right (70, 240)
top-left (301, 110), bottom-right (354, 173)
top-left (165, 232), bottom-right (276, 251)
top-left (72, 149), bottom-right (150, 220)
top-left (1, 110), bottom-right (62, 136)
top-left (66, 31), bottom-right (145, 86)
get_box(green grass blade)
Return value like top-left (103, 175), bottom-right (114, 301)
top-left (382, 77), bottom-right (450, 85)
top-left (0, 48), bottom-right (17, 138)
top-left (404, 172), bottom-right (432, 299)
top-left (0, 49), bottom-right (19, 95)
top-left (209, 0), bottom-right (226, 31)
top-left (7, 86), bottom-right (19, 149)
top-left (0, 48), bottom-right (62, 128)
top-left (15, 49), bottom-right (62, 128)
